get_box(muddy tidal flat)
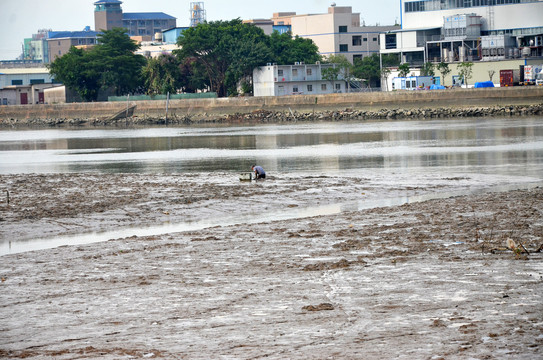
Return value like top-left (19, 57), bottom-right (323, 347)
top-left (0, 174), bottom-right (542, 359)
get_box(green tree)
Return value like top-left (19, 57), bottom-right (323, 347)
top-left (177, 56), bottom-right (209, 93)
top-left (420, 62), bottom-right (435, 77)
top-left (437, 62), bottom-right (451, 86)
top-left (353, 53), bottom-right (381, 88)
top-left (176, 19), bottom-right (272, 97)
top-left (48, 47), bottom-right (100, 101)
top-left (322, 55), bottom-right (354, 91)
top-left (457, 62), bottom-right (474, 87)
top-left (94, 28), bottom-right (146, 96)
top-left (143, 54), bottom-right (183, 95)
top-left (48, 28), bottom-right (146, 101)
top-left (382, 53), bottom-right (400, 68)
top-left (268, 31), bottom-right (321, 65)
top-left (398, 63), bottom-right (410, 78)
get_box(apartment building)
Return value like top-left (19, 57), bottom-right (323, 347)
top-left (253, 63), bottom-right (346, 97)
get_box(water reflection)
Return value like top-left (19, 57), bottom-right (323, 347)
top-left (0, 117), bottom-right (542, 176)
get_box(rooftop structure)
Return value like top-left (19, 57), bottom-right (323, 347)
top-left (94, 0), bottom-right (123, 31)
top-left (381, 0), bottom-right (543, 65)
top-left (190, 2), bottom-right (206, 27)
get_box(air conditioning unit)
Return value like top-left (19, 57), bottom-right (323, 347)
top-left (294, 62), bottom-right (300, 65)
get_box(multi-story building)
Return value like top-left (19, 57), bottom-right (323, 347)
top-left (253, 63), bottom-right (347, 97)
top-left (380, 0), bottom-right (543, 65)
top-left (94, 0), bottom-right (176, 38)
top-left (290, 5), bottom-right (398, 63)
top-left (23, 30), bottom-right (51, 63)
top-left (47, 30), bottom-right (99, 62)
top-left (248, 5), bottom-right (399, 64)
top-left (38, 1), bottom-right (177, 62)
top-left (122, 13), bottom-right (177, 38)
top-left (94, 0), bottom-right (123, 31)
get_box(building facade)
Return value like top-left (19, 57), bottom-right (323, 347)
top-left (0, 68), bottom-right (55, 89)
top-left (0, 68), bottom-right (57, 105)
top-left (94, 0), bottom-right (123, 31)
top-left (47, 30), bottom-right (99, 62)
top-left (248, 6), bottom-right (399, 64)
top-left (122, 13), bottom-right (177, 38)
top-left (381, 0), bottom-right (543, 64)
top-left (94, 0), bottom-right (176, 39)
top-left (253, 63), bottom-right (346, 97)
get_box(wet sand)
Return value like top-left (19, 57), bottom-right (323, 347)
top-left (0, 173), bottom-right (542, 359)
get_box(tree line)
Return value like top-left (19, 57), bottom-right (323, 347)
top-left (48, 20), bottom-right (403, 102)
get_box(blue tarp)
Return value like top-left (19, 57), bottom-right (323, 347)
top-left (429, 84), bottom-right (446, 90)
top-left (474, 81), bottom-right (495, 88)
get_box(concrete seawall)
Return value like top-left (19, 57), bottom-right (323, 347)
top-left (1, 87), bottom-right (542, 126)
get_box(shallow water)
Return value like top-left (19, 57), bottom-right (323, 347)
top-left (1, 117), bottom-right (543, 177)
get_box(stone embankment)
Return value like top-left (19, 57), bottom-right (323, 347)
top-left (1, 103), bottom-right (542, 127)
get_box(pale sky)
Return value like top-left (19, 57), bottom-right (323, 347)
top-left (0, 0), bottom-right (400, 60)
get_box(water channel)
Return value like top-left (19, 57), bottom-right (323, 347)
top-left (1, 116), bottom-right (543, 254)
top-left (1, 117), bottom-right (543, 176)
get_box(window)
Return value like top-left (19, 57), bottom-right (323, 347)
top-left (335, 83), bottom-right (341, 90)
top-left (2, 98), bottom-right (7, 105)
top-left (363, 37), bottom-right (368, 42)
top-left (353, 54), bottom-right (363, 63)
top-left (352, 36), bottom-right (362, 46)
top-left (11, 80), bottom-right (23, 85)
top-left (373, 37), bottom-right (377, 41)
top-left (307, 85), bottom-right (313, 92)
top-left (30, 79), bottom-right (45, 84)
top-left (339, 44), bottom-right (348, 52)
top-left (307, 68), bottom-right (312, 76)
top-left (321, 84), bottom-right (327, 91)
top-left (278, 69), bottom-right (284, 76)
top-left (339, 26), bottom-right (348, 33)
top-left (385, 34), bottom-right (397, 49)
top-left (293, 86), bottom-right (299, 93)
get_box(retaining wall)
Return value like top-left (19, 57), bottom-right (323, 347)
top-left (1, 87), bottom-right (542, 122)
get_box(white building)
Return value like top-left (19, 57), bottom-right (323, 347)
top-left (253, 63), bottom-right (346, 97)
top-left (0, 68), bottom-right (54, 89)
top-left (381, 0), bottom-right (543, 64)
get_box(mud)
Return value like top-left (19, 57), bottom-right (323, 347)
top-left (0, 173), bottom-right (542, 359)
